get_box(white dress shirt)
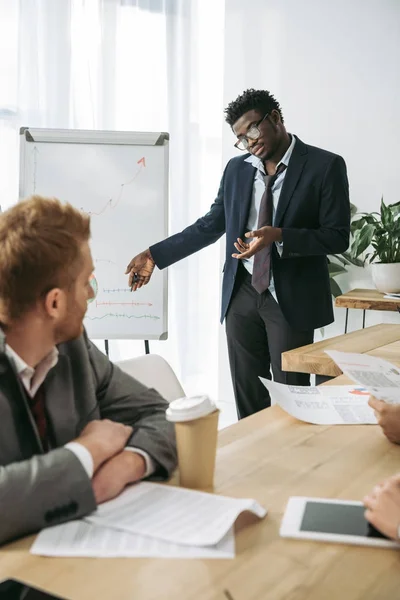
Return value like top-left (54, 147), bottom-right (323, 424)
top-left (5, 344), bottom-right (155, 478)
top-left (242, 134), bottom-right (296, 298)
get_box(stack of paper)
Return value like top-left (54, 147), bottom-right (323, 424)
top-left (260, 378), bottom-right (376, 425)
top-left (31, 483), bottom-right (267, 559)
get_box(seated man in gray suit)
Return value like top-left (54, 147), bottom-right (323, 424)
top-left (0, 195), bottom-right (177, 545)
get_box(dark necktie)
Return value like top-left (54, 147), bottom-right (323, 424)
top-left (251, 163), bottom-right (287, 294)
top-left (29, 383), bottom-right (49, 450)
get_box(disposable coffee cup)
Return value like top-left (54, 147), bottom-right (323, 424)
top-left (166, 395), bottom-right (219, 490)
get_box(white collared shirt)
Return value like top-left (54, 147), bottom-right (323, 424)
top-left (5, 344), bottom-right (59, 398)
top-left (242, 134), bottom-right (296, 297)
top-left (5, 343), bottom-right (154, 479)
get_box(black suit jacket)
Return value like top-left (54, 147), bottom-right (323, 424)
top-left (151, 136), bottom-right (350, 330)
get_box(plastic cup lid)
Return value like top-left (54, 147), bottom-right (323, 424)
top-left (166, 395), bottom-right (217, 422)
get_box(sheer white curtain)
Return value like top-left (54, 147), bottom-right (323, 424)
top-left (0, 0), bottom-right (225, 399)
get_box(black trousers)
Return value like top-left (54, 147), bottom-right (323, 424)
top-left (225, 263), bottom-right (314, 419)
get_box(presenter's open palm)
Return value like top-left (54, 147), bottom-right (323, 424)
top-left (125, 249), bottom-right (155, 291)
top-left (232, 227), bottom-right (275, 260)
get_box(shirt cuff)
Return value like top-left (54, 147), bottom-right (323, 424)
top-left (124, 447), bottom-right (156, 478)
top-left (65, 442), bottom-right (94, 479)
top-left (275, 241), bottom-right (283, 256)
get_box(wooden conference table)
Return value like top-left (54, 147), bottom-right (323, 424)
top-left (282, 323), bottom-right (400, 379)
top-left (1, 403), bottom-right (400, 599)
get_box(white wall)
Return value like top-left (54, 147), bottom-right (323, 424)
top-left (218, 0), bottom-right (400, 410)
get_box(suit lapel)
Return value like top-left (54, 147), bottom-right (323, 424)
top-left (238, 158), bottom-right (257, 235)
top-left (0, 354), bottom-right (44, 457)
top-left (44, 355), bottom-right (79, 447)
top-left (274, 136), bottom-right (308, 227)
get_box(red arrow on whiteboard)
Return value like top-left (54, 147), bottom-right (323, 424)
top-left (137, 157), bottom-right (146, 167)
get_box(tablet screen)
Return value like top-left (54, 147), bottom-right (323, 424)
top-left (300, 501), bottom-right (390, 539)
top-left (0, 579), bottom-right (67, 600)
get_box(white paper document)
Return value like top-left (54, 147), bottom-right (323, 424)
top-left (31, 520), bottom-right (235, 559)
top-left (260, 378), bottom-right (377, 425)
top-left (326, 350), bottom-right (400, 404)
top-left (86, 482), bottom-right (267, 547)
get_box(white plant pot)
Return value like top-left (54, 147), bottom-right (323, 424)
top-left (370, 263), bottom-right (400, 294)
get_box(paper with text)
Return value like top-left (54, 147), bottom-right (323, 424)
top-left (260, 378), bottom-right (377, 425)
top-left (85, 482), bottom-right (266, 547)
top-left (31, 520), bottom-right (235, 559)
top-left (326, 350), bottom-right (400, 404)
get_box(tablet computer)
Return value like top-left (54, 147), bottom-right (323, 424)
top-left (0, 579), bottom-right (68, 599)
top-left (280, 496), bottom-right (400, 548)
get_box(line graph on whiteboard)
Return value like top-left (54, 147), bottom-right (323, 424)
top-left (85, 258), bottom-right (161, 325)
top-left (86, 313), bottom-right (160, 321)
top-left (27, 139), bottom-right (167, 337)
top-left (82, 156), bottom-right (146, 217)
top-left (31, 148), bottom-right (146, 218)
top-left (85, 270), bottom-right (161, 324)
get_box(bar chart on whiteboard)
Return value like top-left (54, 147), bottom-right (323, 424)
top-left (19, 128), bottom-right (169, 340)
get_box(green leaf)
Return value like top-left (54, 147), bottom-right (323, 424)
top-left (390, 201), bottom-right (400, 217)
top-left (351, 215), bottom-right (378, 231)
top-left (380, 197), bottom-right (393, 228)
top-left (341, 251), bottom-right (364, 267)
top-left (329, 278), bottom-right (343, 298)
top-left (328, 262), bottom-right (347, 276)
top-left (351, 218), bottom-right (367, 231)
top-left (351, 224), bottom-right (375, 258)
top-left (330, 254), bottom-right (350, 266)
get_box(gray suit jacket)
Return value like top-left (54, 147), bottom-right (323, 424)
top-left (0, 330), bottom-right (177, 545)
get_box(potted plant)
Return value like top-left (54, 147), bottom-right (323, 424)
top-left (350, 199), bottom-right (400, 293)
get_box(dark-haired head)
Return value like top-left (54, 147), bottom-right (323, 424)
top-left (225, 89), bottom-right (289, 163)
top-left (224, 89), bottom-right (283, 126)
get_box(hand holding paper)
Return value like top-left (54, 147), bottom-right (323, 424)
top-left (259, 378), bottom-right (376, 425)
top-left (326, 350), bottom-right (400, 404)
top-left (368, 397), bottom-right (400, 443)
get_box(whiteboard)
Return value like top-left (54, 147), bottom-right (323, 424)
top-left (19, 128), bottom-right (168, 340)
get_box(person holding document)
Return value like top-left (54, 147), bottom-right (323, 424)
top-left (368, 397), bottom-right (400, 444)
top-left (126, 88), bottom-right (351, 419)
top-left (0, 196), bottom-right (176, 546)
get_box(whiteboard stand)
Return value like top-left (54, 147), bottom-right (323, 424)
top-left (104, 339), bottom-right (149, 357)
top-left (19, 127), bottom-right (169, 350)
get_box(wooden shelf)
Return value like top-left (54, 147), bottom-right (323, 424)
top-left (335, 288), bottom-right (400, 311)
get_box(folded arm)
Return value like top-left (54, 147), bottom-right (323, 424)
top-left (0, 448), bottom-right (96, 545)
top-left (87, 338), bottom-right (177, 480)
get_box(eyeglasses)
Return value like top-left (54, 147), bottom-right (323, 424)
top-left (234, 113), bottom-right (269, 151)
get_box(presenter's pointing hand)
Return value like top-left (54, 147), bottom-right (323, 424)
top-left (125, 249), bottom-right (156, 291)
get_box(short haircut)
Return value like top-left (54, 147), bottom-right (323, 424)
top-left (0, 195), bottom-right (91, 323)
top-left (224, 88), bottom-right (284, 126)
